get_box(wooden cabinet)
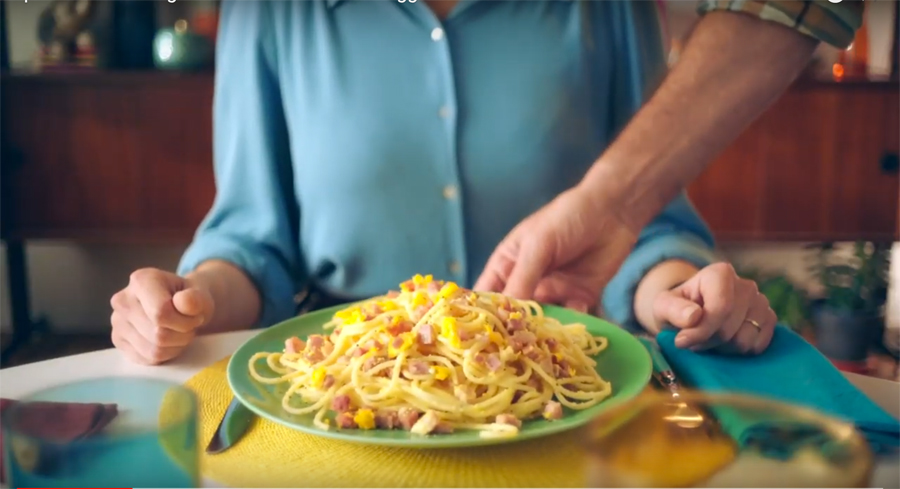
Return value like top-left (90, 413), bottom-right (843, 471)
top-left (1, 72), bottom-right (897, 243)
top-left (688, 81), bottom-right (899, 242)
top-left (1, 72), bottom-right (215, 242)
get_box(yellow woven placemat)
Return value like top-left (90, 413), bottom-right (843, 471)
top-left (189, 356), bottom-right (594, 488)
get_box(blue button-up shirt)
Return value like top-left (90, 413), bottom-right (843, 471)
top-left (178, 0), bottom-right (718, 332)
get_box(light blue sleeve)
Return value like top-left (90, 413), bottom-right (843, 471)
top-left (600, 1), bottom-right (720, 332)
top-left (177, 1), bottom-right (303, 328)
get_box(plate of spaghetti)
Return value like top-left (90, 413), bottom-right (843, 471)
top-left (228, 274), bottom-right (651, 448)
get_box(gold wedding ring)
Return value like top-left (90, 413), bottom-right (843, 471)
top-left (743, 318), bottom-right (762, 330)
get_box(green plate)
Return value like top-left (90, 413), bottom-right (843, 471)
top-left (227, 303), bottom-right (651, 448)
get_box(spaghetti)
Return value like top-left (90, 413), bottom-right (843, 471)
top-left (248, 274), bottom-right (612, 438)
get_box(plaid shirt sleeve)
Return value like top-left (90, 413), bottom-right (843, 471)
top-left (697, 0), bottom-right (864, 48)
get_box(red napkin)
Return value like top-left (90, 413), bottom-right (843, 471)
top-left (0, 398), bottom-right (119, 482)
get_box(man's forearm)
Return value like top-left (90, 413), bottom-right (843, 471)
top-left (186, 260), bottom-right (262, 334)
top-left (581, 11), bottom-right (818, 233)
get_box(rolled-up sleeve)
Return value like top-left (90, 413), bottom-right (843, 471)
top-left (697, 0), bottom-right (864, 49)
top-left (602, 194), bottom-right (721, 332)
top-left (178, 0), bottom-right (302, 328)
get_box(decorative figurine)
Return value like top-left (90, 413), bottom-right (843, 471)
top-left (37, 0), bottom-right (99, 70)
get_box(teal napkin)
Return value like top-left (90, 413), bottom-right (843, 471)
top-left (656, 325), bottom-right (900, 454)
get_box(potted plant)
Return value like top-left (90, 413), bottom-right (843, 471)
top-left (741, 268), bottom-right (812, 334)
top-left (809, 241), bottom-right (891, 362)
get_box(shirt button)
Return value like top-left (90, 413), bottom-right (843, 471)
top-left (438, 105), bottom-right (451, 119)
top-left (431, 27), bottom-right (445, 41)
top-left (448, 261), bottom-right (461, 274)
top-left (442, 185), bottom-right (458, 200)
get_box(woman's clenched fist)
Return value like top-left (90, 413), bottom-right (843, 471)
top-left (110, 268), bottom-right (214, 365)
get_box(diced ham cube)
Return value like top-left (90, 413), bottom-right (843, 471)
top-left (522, 345), bottom-right (537, 359)
top-left (454, 384), bottom-right (477, 402)
top-left (387, 319), bottom-right (413, 336)
top-left (553, 364), bottom-right (565, 378)
top-left (417, 324), bottom-right (435, 345)
top-left (331, 395), bottom-right (351, 413)
top-left (543, 401), bottom-right (563, 420)
top-left (407, 360), bottom-right (430, 375)
top-left (363, 356), bottom-right (385, 372)
top-left (507, 318), bottom-right (526, 333)
top-left (284, 337), bottom-right (305, 354)
top-left (308, 335), bottom-right (325, 349)
top-left (398, 408), bottom-right (420, 430)
top-left (386, 290), bottom-right (400, 298)
top-left (410, 411), bottom-right (440, 435)
top-left (427, 281), bottom-right (442, 293)
top-left (375, 410), bottom-right (400, 429)
top-left (335, 412), bottom-right (357, 429)
top-left (539, 358), bottom-right (554, 374)
top-left (509, 331), bottom-right (537, 353)
top-left (545, 338), bottom-right (558, 350)
top-left (433, 422), bottom-right (454, 434)
top-left (485, 354), bottom-right (502, 372)
top-left (412, 304), bottom-right (432, 322)
top-left (323, 375), bottom-right (335, 388)
top-left (496, 413), bottom-right (522, 428)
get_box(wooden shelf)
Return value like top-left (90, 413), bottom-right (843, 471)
top-left (1, 69), bottom-right (214, 87)
top-left (2, 70), bottom-right (897, 243)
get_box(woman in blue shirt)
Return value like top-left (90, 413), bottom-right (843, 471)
top-left (109, 0), bottom-right (836, 364)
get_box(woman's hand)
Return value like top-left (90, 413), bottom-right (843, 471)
top-left (110, 268), bottom-right (215, 365)
top-left (652, 262), bottom-right (777, 355)
top-left (474, 185), bottom-right (638, 313)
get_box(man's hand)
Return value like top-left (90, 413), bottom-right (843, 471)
top-left (110, 268), bottom-right (215, 365)
top-left (652, 263), bottom-right (777, 355)
top-left (474, 185), bottom-right (637, 313)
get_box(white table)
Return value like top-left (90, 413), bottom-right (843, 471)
top-left (2, 331), bottom-right (899, 488)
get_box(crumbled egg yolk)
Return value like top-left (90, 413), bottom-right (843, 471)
top-left (388, 333), bottom-right (415, 358)
top-left (413, 274), bottom-right (434, 287)
top-left (390, 315), bottom-right (404, 327)
top-left (554, 352), bottom-right (565, 362)
top-left (440, 317), bottom-right (461, 348)
top-left (378, 300), bottom-right (398, 311)
top-left (411, 291), bottom-right (429, 308)
top-left (509, 311), bottom-right (523, 320)
top-left (400, 281), bottom-right (414, 292)
top-left (335, 307), bottom-right (366, 325)
top-left (354, 409), bottom-right (376, 430)
top-left (467, 292), bottom-right (478, 304)
top-left (431, 365), bottom-right (451, 381)
top-left (568, 366), bottom-right (577, 377)
top-left (488, 332), bottom-right (504, 345)
top-left (310, 367), bottom-right (327, 388)
top-left (437, 282), bottom-right (459, 301)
